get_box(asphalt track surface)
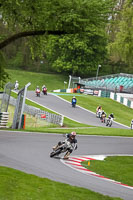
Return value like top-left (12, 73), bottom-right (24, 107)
top-left (26, 91), bottom-right (129, 129)
top-left (0, 91), bottom-right (132, 199)
top-left (0, 131), bottom-right (133, 200)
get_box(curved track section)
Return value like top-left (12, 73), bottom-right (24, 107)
top-left (27, 91), bottom-right (128, 129)
top-left (0, 131), bottom-right (133, 200)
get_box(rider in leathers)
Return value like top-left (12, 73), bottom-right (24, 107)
top-left (53, 132), bottom-right (77, 159)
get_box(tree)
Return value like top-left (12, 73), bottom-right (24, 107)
top-left (0, 0), bottom-right (112, 82)
top-left (108, 0), bottom-right (133, 73)
top-left (0, 51), bottom-right (9, 88)
top-left (45, 32), bottom-right (107, 77)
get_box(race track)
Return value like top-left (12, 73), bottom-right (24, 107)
top-left (26, 91), bottom-right (128, 129)
top-left (0, 131), bottom-right (133, 200)
top-left (0, 91), bottom-right (132, 200)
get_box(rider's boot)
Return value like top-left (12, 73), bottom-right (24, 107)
top-left (64, 151), bottom-right (70, 159)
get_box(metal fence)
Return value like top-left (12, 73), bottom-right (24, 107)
top-left (0, 94), bottom-right (63, 126)
top-left (0, 82), bottom-right (15, 112)
top-left (12, 87), bottom-right (25, 129)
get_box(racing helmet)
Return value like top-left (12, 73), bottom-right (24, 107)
top-left (70, 131), bottom-right (76, 138)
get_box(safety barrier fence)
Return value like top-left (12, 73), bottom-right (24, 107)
top-left (0, 94), bottom-right (64, 127)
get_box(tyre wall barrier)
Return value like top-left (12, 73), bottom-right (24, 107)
top-left (0, 112), bottom-right (9, 128)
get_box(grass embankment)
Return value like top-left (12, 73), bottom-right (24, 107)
top-left (82, 156), bottom-right (133, 187)
top-left (0, 166), bottom-right (122, 200)
top-left (6, 69), bottom-right (68, 91)
top-left (58, 94), bottom-right (133, 127)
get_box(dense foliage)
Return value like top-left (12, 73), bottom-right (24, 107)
top-left (0, 0), bottom-right (133, 87)
top-left (107, 0), bottom-right (133, 73)
top-left (0, 0), bottom-right (112, 81)
top-left (0, 51), bottom-right (9, 88)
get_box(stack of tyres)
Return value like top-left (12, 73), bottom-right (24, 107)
top-left (0, 112), bottom-right (9, 128)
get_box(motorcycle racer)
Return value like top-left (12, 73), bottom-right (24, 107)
top-left (42, 85), bottom-right (47, 95)
top-left (72, 97), bottom-right (77, 107)
top-left (106, 113), bottom-right (114, 127)
top-left (35, 86), bottom-right (41, 97)
top-left (52, 132), bottom-right (77, 159)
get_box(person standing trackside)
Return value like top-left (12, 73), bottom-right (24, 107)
top-left (14, 80), bottom-right (19, 90)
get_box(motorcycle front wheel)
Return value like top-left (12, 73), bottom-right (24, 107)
top-left (50, 149), bottom-right (61, 158)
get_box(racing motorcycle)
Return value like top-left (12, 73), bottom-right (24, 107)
top-left (72, 102), bottom-right (76, 108)
top-left (42, 87), bottom-right (47, 95)
top-left (96, 110), bottom-right (102, 118)
top-left (36, 89), bottom-right (40, 97)
top-left (106, 117), bottom-right (113, 127)
top-left (50, 139), bottom-right (73, 158)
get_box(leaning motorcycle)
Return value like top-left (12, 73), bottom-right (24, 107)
top-left (50, 139), bottom-right (73, 158)
top-left (96, 110), bottom-right (102, 118)
top-left (106, 117), bottom-right (113, 127)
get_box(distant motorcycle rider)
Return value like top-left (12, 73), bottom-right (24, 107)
top-left (35, 86), bottom-right (41, 96)
top-left (72, 96), bottom-right (77, 107)
top-left (96, 105), bottom-right (102, 118)
top-left (42, 85), bottom-right (46, 90)
top-left (106, 113), bottom-right (114, 125)
top-left (42, 85), bottom-right (47, 94)
top-left (53, 132), bottom-right (77, 159)
top-left (100, 110), bottom-right (106, 123)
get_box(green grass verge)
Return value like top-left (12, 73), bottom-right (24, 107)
top-left (57, 94), bottom-right (133, 127)
top-left (81, 156), bottom-right (133, 187)
top-left (6, 69), bottom-right (68, 91)
top-left (0, 166), bottom-right (122, 200)
top-left (23, 127), bottom-right (133, 137)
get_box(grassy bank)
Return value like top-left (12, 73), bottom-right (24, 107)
top-left (82, 156), bottom-right (133, 187)
top-left (57, 94), bottom-right (133, 127)
top-left (24, 127), bottom-right (133, 137)
top-left (6, 69), bottom-right (68, 91)
top-left (0, 166), bottom-right (122, 200)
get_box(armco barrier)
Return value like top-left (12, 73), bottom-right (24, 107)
top-left (0, 95), bottom-right (63, 126)
top-left (0, 112), bottom-right (9, 128)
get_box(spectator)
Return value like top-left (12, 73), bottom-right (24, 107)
top-left (14, 80), bottom-right (19, 90)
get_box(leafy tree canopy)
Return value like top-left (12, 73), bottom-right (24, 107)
top-left (0, 0), bottom-right (113, 81)
top-left (108, 0), bottom-right (133, 70)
